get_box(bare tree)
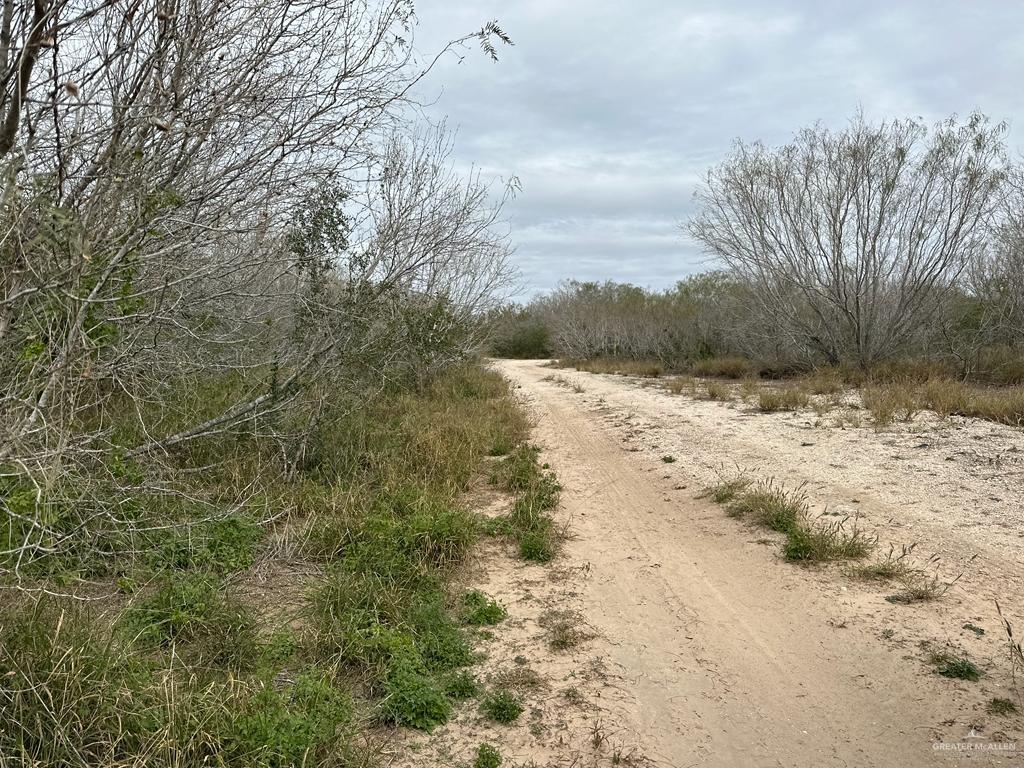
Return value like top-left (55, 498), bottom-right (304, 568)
top-left (0, 0), bottom-right (514, 579)
top-left (689, 113), bottom-right (1009, 368)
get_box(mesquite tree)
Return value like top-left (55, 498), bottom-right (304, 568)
top-left (0, 0), bottom-right (513, 579)
top-left (689, 113), bottom-right (1009, 368)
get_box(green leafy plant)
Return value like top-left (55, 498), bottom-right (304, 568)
top-left (474, 743), bottom-right (502, 768)
top-left (463, 591), bottom-right (507, 626)
top-left (480, 689), bottom-right (524, 724)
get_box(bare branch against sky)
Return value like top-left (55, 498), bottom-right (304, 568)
top-left (412, 0), bottom-right (1024, 297)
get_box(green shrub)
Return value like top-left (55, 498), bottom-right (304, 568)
top-left (444, 670), bottom-right (479, 701)
top-left (480, 689), bottom-right (524, 724)
top-left (463, 590), bottom-right (507, 626)
top-left (229, 672), bottom-right (353, 765)
top-left (475, 743), bottom-right (503, 768)
top-left (380, 659), bottom-right (452, 730)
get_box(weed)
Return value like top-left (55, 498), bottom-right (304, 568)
top-left (480, 689), bottom-right (524, 724)
top-left (563, 686), bottom-right (585, 705)
top-left (847, 543), bottom-right (916, 581)
top-left (934, 655), bottom-right (982, 682)
top-left (463, 590), bottom-right (507, 626)
top-left (886, 557), bottom-right (969, 604)
top-left (661, 455), bottom-right (676, 464)
top-left (444, 670), bottom-right (479, 701)
top-left (987, 698), bottom-right (1018, 715)
top-left (540, 609), bottom-right (591, 651)
top-left (230, 672), bottom-right (354, 765)
top-left (381, 658), bottom-right (452, 730)
top-left (996, 602), bottom-right (1024, 681)
top-left (475, 743), bottom-right (503, 768)
top-left (590, 719), bottom-right (608, 749)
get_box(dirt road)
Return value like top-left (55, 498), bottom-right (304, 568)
top-left (493, 359), bottom-right (1024, 768)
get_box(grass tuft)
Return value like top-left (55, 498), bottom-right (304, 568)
top-left (757, 386), bottom-right (810, 413)
top-left (697, 474), bottom-right (751, 504)
top-left (725, 479), bottom-right (807, 532)
top-left (987, 697), bottom-right (1018, 716)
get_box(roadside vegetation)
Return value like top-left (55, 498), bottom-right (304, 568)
top-left (701, 476), bottom-right (873, 564)
top-left (0, 3), bottom-right (542, 764)
top-left (0, 365), bottom-right (555, 765)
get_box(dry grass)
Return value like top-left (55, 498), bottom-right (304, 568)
top-left (690, 356), bottom-right (756, 379)
top-left (862, 379), bottom-right (1024, 427)
top-left (542, 374), bottom-right (585, 393)
top-left (539, 608), bottom-right (592, 651)
top-left (737, 378), bottom-right (761, 401)
top-left (861, 384), bottom-right (920, 428)
top-left (702, 381), bottom-right (734, 401)
top-left (802, 368), bottom-right (844, 394)
top-left (757, 386), bottom-right (810, 412)
top-left (560, 358), bottom-right (663, 377)
top-left (662, 376), bottom-right (697, 395)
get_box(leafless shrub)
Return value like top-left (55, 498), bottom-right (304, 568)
top-left (690, 113), bottom-right (1009, 369)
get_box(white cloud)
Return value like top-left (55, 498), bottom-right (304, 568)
top-left (412, 0), bottom-right (1024, 299)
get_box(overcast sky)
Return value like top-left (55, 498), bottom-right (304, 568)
top-left (412, 1), bottom-right (1024, 299)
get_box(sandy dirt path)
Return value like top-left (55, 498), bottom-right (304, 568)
top-left (494, 359), bottom-right (1024, 768)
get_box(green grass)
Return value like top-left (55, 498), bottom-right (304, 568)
top-left (703, 476), bottom-right (875, 565)
top-left (488, 445), bottom-right (562, 562)
top-left (0, 364), bottom-right (536, 764)
top-left (725, 480), bottom-right (807, 532)
top-left (782, 517), bottom-right (874, 563)
top-left (697, 475), bottom-right (751, 504)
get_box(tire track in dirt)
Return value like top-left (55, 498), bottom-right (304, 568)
top-left (498, 359), bottom-right (1023, 768)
